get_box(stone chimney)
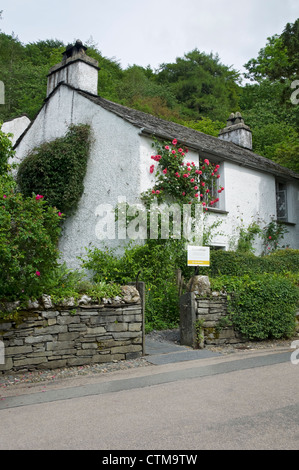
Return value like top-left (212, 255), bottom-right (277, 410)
top-left (218, 112), bottom-right (252, 150)
top-left (47, 40), bottom-right (99, 97)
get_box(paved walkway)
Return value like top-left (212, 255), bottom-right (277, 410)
top-left (144, 337), bottom-right (221, 365)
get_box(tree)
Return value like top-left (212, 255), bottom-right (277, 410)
top-left (241, 19), bottom-right (299, 172)
top-left (0, 34), bottom-right (126, 121)
top-left (0, 33), bottom-right (26, 121)
top-left (179, 116), bottom-right (225, 137)
top-left (116, 65), bottom-right (180, 120)
top-left (244, 19), bottom-right (299, 83)
top-left (156, 49), bottom-right (241, 122)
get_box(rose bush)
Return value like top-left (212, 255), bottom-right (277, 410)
top-left (0, 125), bottom-right (63, 301)
top-left (0, 178), bottom-right (63, 301)
top-left (142, 137), bottom-right (224, 208)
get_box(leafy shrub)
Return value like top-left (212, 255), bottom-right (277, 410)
top-left (145, 280), bottom-right (180, 331)
top-left (196, 249), bottom-right (299, 277)
top-left (81, 243), bottom-right (299, 332)
top-left (39, 263), bottom-right (122, 305)
top-left (261, 220), bottom-right (289, 253)
top-left (264, 249), bottom-right (299, 273)
top-left (33, 262), bottom-right (85, 304)
top-left (0, 178), bottom-right (62, 301)
top-left (196, 250), bottom-right (264, 277)
top-left (211, 274), bottom-right (299, 340)
top-left (0, 123), bottom-right (15, 176)
top-left (236, 221), bottom-right (261, 253)
top-left (81, 239), bottom-right (185, 331)
top-left (16, 124), bottom-right (91, 216)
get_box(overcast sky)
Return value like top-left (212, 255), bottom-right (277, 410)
top-left (1, 0), bottom-right (298, 80)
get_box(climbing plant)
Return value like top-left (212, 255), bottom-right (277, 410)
top-left (16, 124), bottom-right (91, 216)
top-left (142, 137), bottom-right (224, 208)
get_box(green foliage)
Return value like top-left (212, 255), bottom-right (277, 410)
top-left (0, 34), bottom-right (65, 121)
top-left (197, 249), bottom-right (299, 277)
top-left (211, 274), bottom-right (299, 340)
top-left (145, 280), bottom-right (180, 332)
top-left (233, 218), bottom-right (289, 255)
top-left (142, 137), bottom-right (223, 210)
top-left (179, 117), bottom-right (225, 137)
top-left (17, 124), bottom-right (91, 216)
top-left (244, 19), bottom-right (299, 82)
top-left (261, 220), bottom-right (289, 254)
top-left (0, 125), bottom-right (62, 301)
top-left (117, 65), bottom-right (180, 120)
top-left (236, 222), bottom-right (261, 253)
top-left (207, 250), bottom-right (299, 340)
top-left (241, 19), bottom-right (299, 173)
top-left (0, 179), bottom-right (62, 301)
top-left (263, 249), bottom-right (299, 273)
top-left (156, 49), bottom-right (241, 122)
top-left (81, 39), bottom-right (125, 102)
top-left (195, 318), bottom-right (205, 347)
top-left (81, 242), bottom-right (299, 334)
top-left (199, 250), bottom-right (263, 277)
top-left (38, 262), bottom-right (122, 306)
top-left (80, 239), bottom-right (185, 331)
top-left (0, 123), bottom-right (15, 175)
top-left (0, 35), bottom-right (240, 131)
top-left (281, 19), bottom-right (299, 79)
top-left (272, 134), bottom-right (299, 174)
top-left (1, 26), bottom-right (298, 175)
top-left (86, 281), bottom-right (122, 303)
top-left (240, 81), bottom-right (299, 173)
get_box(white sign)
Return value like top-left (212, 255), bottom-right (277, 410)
top-left (187, 245), bottom-right (210, 267)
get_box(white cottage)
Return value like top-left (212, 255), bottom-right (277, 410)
top-left (6, 41), bottom-right (299, 269)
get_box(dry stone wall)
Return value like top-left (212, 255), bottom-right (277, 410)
top-left (196, 294), bottom-right (244, 345)
top-left (0, 285), bottom-right (144, 372)
top-left (180, 276), bottom-right (245, 348)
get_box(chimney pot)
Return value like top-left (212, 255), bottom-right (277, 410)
top-left (47, 40), bottom-right (99, 96)
top-left (218, 112), bottom-right (252, 150)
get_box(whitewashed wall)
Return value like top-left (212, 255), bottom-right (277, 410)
top-left (2, 116), bottom-right (30, 145)
top-left (206, 161), bottom-right (299, 253)
top-left (13, 85), bottom-right (299, 270)
top-left (14, 86), bottom-right (142, 269)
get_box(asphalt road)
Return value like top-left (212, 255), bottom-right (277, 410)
top-left (0, 345), bottom-right (298, 451)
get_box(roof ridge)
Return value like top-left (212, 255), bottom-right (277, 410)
top-left (12, 82), bottom-right (299, 180)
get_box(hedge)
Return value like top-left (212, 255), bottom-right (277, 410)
top-left (211, 274), bottom-right (299, 340)
top-left (195, 249), bottom-right (299, 277)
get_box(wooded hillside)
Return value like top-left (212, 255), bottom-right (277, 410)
top-left (0, 18), bottom-right (298, 173)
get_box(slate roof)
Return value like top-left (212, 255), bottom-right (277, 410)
top-left (15, 82), bottom-right (299, 181)
top-left (78, 88), bottom-right (299, 181)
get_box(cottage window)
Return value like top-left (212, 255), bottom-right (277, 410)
top-left (201, 160), bottom-right (221, 209)
top-left (276, 181), bottom-right (288, 221)
top-left (208, 175), bottom-right (220, 208)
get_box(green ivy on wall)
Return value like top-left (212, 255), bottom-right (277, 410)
top-left (17, 124), bottom-right (91, 216)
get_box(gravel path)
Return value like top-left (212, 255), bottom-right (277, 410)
top-left (0, 329), bottom-right (296, 389)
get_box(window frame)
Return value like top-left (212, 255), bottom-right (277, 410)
top-left (276, 180), bottom-right (288, 222)
top-left (198, 155), bottom-right (223, 210)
